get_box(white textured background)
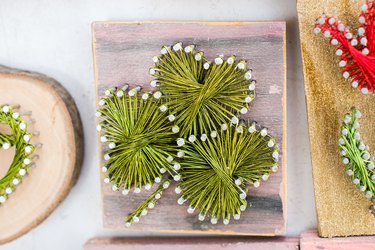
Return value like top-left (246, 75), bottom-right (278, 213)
top-left (0, 0), bottom-right (316, 249)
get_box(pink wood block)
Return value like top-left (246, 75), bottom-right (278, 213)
top-left (92, 21), bottom-right (287, 235)
top-left (84, 237), bottom-right (299, 250)
top-left (300, 230), bottom-right (375, 250)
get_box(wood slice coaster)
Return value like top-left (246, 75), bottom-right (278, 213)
top-left (0, 65), bottom-right (84, 243)
top-left (92, 21), bottom-right (287, 235)
top-left (297, 0), bottom-right (375, 237)
top-left (84, 237), bottom-right (299, 250)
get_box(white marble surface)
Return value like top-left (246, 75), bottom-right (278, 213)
top-left (0, 0), bottom-right (316, 249)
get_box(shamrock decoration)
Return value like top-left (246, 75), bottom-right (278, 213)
top-left (314, 0), bottom-right (375, 94)
top-left (0, 105), bottom-right (35, 205)
top-left (339, 108), bottom-right (375, 214)
top-left (96, 86), bottom-right (177, 195)
top-left (149, 42), bottom-right (255, 137)
top-left (96, 43), bottom-right (279, 227)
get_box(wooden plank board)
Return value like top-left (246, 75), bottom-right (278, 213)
top-left (84, 237), bottom-right (299, 250)
top-left (0, 65), bottom-right (84, 243)
top-left (297, 1), bottom-right (375, 237)
top-left (92, 21), bottom-right (286, 235)
top-left (300, 230), bottom-right (375, 250)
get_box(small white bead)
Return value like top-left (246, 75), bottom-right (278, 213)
top-left (352, 81), bottom-right (359, 88)
top-left (248, 82), bottom-right (256, 91)
top-left (338, 23), bottom-right (345, 32)
top-left (355, 110), bottom-right (362, 118)
top-left (141, 209), bottom-right (148, 216)
top-left (159, 105), bottom-right (167, 112)
top-left (343, 71), bottom-right (350, 79)
top-left (372, 175), bottom-right (375, 181)
top-left (345, 33), bottom-right (353, 40)
top-left (112, 185), bottom-right (118, 191)
top-left (234, 214), bottom-right (241, 220)
top-left (336, 49), bottom-right (343, 56)
top-left (19, 122), bottom-right (26, 130)
top-left (353, 178), bottom-right (360, 185)
top-left (125, 222), bottom-right (131, 227)
top-left (358, 27), bottom-right (365, 36)
top-left (184, 45), bottom-right (193, 53)
top-left (104, 178), bottom-right (110, 183)
top-left (163, 181), bottom-right (170, 189)
top-left (360, 185), bottom-right (366, 192)
top-left (338, 138), bottom-right (345, 145)
top-left (361, 37), bottom-right (368, 46)
top-left (104, 154), bottom-right (110, 161)
top-left (363, 153), bottom-right (370, 160)
top-left (101, 166), bottom-right (107, 172)
top-left (187, 207), bottom-right (195, 214)
top-left (177, 138), bottom-right (185, 146)
top-left (177, 151), bottom-right (184, 158)
top-left (359, 143), bottom-right (366, 151)
top-left (245, 71), bottom-right (252, 80)
top-left (343, 158), bottom-right (349, 164)
top-left (23, 158), bottom-right (31, 165)
top-left (363, 48), bottom-right (370, 55)
top-left (152, 56), bottom-right (159, 63)
top-left (19, 169), bottom-right (26, 176)
top-left (142, 93), bottom-right (149, 100)
top-left (361, 4), bottom-right (368, 11)
top-left (159, 168), bottom-right (166, 174)
top-left (122, 189), bottom-right (129, 195)
top-left (153, 91), bottom-right (162, 99)
top-left (134, 187), bottom-right (141, 193)
top-left (260, 128), bottom-right (268, 137)
top-left (204, 62), bottom-right (210, 70)
top-left (236, 127), bottom-right (243, 133)
top-left (328, 17), bottom-right (335, 25)
top-left (155, 177), bottom-right (161, 183)
top-left (346, 169), bottom-right (353, 176)
top-left (2, 143), bottom-right (10, 150)
top-left (145, 183), bottom-right (151, 190)
top-left (211, 217), bottom-right (218, 224)
top-left (237, 62), bottom-right (245, 70)
top-left (133, 216), bottom-right (140, 223)
top-left (227, 57), bottom-right (234, 64)
top-left (168, 114), bottom-right (175, 122)
top-left (116, 90), bottom-right (124, 97)
top-left (262, 174), bottom-right (269, 181)
top-left (95, 111), bottom-right (101, 117)
top-left (272, 165), bottom-right (279, 172)
top-left (366, 191), bottom-right (373, 199)
top-left (368, 163), bottom-right (375, 170)
top-left (240, 204), bottom-right (246, 211)
top-left (96, 124), bottom-right (102, 132)
top-left (221, 124), bottom-right (228, 131)
top-left (198, 213), bottom-right (205, 221)
top-left (240, 107), bottom-right (248, 114)
top-left (161, 47), bottom-right (168, 54)
top-left (314, 27), bottom-right (321, 34)
top-left (2, 105), bottom-right (9, 113)
top-left (331, 39), bottom-right (338, 45)
top-left (175, 187), bottom-right (181, 194)
top-left (354, 132), bottom-right (361, 141)
top-left (231, 116), bottom-right (239, 125)
top-left (173, 43), bottom-right (182, 51)
top-left (148, 202), bottom-right (155, 209)
top-left (317, 17), bottom-right (325, 25)
top-left (245, 96), bottom-right (253, 103)
top-left (104, 89), bottom-right (111, 96)
top-left (361, 88), bottom-right (369, 94)
top-left (173, 175), bottom-right (181, 181)
top-left (12, 112), bottom-right (20, 119)
top-left (215, 57), bottom-right (223, 65)
top-left (155, 193), bottom-right (161, 200)
top-left (195, 53), bottom-right (202, 61)
top-left (128, 90), bottom-right (136, 96)
top-left (108, 142), bottom-right (116, 149)
top-left (341, 150), bottom-right (346, 156)
top-left (359, 16), bottom-right (366, 24)
top-left (100, 136), bottom-right (107, 142)
top-left (342, 128), bottom-right (348, 135)
top-left (253, 181), bottom-right (260, 188)
top-left (0, 196), bottom-right (6, 203)
top-left (351, 39), bottom-right (358, 46)
top-left (188, 135), bottom-right (196, 143)
top-left (166, 156), bottom-right (173, 163)
top-left (172, 126), bottom-right (180, 133)
top-left (149, 68), bottom-right (156, 75)
top-left (6, 187), bottom-right (12, 194)
top-left (200, 134), bottom-right (207, 141)
top-left (99, 99), bottom-right (106, 106)
top-left (173, 163), bottom-right (181, 171)
top-left (235, 178), bottom-right (241, 186)
top-left (248, 125), bottom-right (256, 133)
top-left (177, 197), bottom-right (185, 205)
top-left (210, 131), bottom-right (217, 137)
top-left (339, 60), bottom-right (347, 67)
top-left (223, 219), bottom-right (229, 225)
top-left (240, 192), bottom-right (246, 199)
top-left (12, 178), bottom-right (19, 185)
top-left (150, 80), bottom-right (158, 88)
top-left (323, 30), bottom-right (331, 38)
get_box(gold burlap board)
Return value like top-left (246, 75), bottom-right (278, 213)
top-left (297, 0), bottom-right (375, 237)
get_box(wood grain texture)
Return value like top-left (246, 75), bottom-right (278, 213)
top-left (297, 0), bottom-right (375, 237)
top-left (300, 230), bottom-right (375, 250)
top-left (84, 236), bottom-right (299, 250)
top-left (92, 22), bottom-right (286, 235)
top-left (0, 65), bottom-right (84, 244)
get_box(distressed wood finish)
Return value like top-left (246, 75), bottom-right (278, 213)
top-left (0, 66), bottom-right (84, 244)
top-left (297, 1), bottom-right (375, 237)
top-left (84, 237), bottom-right (299, 250)
top-left (92, 22), bottom-right (286, 235)
top-left (300, 230), bottom-right (375, 250)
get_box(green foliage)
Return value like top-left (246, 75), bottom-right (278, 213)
top-left (339, 108), bottom-right (375, 205)
top-left (0, 105), bottom-right (35, 205)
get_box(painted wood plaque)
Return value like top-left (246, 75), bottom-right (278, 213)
top-left (297, 0), bottom-right (375, 237)
top-left (84, 236), bottom-right (299, 250)
top-left (92, 21), bottom-right (286, 235)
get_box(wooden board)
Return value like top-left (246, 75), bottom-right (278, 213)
top-left (297, 1), bottom-right (375, 237)
top-left (300, 230), bottom-right (375, 250)
top-left (92, 21), bottom-right (286, 235)
top-left (84, 237), bottom-right (299, 250)
top-left (0, 65), bottom-right (84, 243)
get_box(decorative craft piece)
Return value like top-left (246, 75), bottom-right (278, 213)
top-left (0, 105), bottom-right (36, 205)
top-left (313, 0), bottom-right (375, 94)
top-left (93, 21), bottom-right (286, 235)
top-left (150, 43), bottom-right (254, 137)
top-left (0, 66), bottom-right (83, 244)
top-left (297, 0), bottom-right (375, 237)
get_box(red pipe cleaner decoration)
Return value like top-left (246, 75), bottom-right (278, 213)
top-left (314, 0), bottom-right (375, 94)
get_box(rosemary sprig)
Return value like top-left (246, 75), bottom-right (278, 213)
top-left (339, 108), bottom-right (375, 213)
top-left (175, 122), bottom-right (279, 225)
top-left (0, 105), bottom-right (35, 205)
top-left (150, 42), bottom-right (255, 137)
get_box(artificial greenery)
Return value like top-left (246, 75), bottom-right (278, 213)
top-left (149, 42), bottom-right (255, 137)
top-left (339, 108), bottom-right (375, 213)
top-left (0, 105), bottom-right (35, 205)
